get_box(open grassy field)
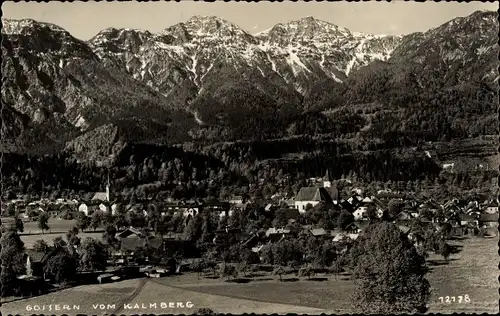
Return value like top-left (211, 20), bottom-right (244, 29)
top-left (155, 237), bottom-right (498, 314)
top-left (0, 279), bottom-right (143, 316)
top-left (1, 218), bottom-right (78, 234)
top-left (2, 236), bottom-right (496, 315)
top-left (20, 232), bottom-right (103, 249)
top-left (426, 236), bottom-right (498, 314)
top-left (122, 278), bottom-right (327, 315)
top-left (155, 273), bottom-right (354, 312)
top-left (22, 219), bottom-right (78, 234)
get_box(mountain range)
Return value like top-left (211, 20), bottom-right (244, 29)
top-left (1, 11), bottom-right (498, 164)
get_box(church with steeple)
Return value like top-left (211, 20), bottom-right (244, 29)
top-left (323, 169), bottom-right (331, 188)
top-left (294, 169), bottom-right (338, 213)
top-left (91, 172), bottom-right (113, 202)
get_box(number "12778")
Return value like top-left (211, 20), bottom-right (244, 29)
top-left (439, 295), bottom-right (471, 304)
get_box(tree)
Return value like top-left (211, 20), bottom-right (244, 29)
top-left (219, 263), bottom-right (237, 281)
top-left (13, 213), bottom-right (24, 233)
top-left (66, 227), bottom-right (81, 247)
top-left (440, 222), bottom-right (453, 239)
top-left (53, 236), bottom-right (67, 249)
top-left (298, 265), bottom-right (315, 280)
top-left (103, 224), bottom-right (119, 249)
top-left (338, 210), bottom-right (355, 231)
top-left (349, 222), bottom-right (430, 314)
top-left (79, 238), bottom-right (109, 273)
top-left (37, 212), bottom-right (50, 234)
top-left (33, 239), bottom-right (50, 253)
top-left (114, 212), bottom-right (129, 230)
top-left (388, 199), bottom-right (403, 218)
top-left (272, 265), bottom-right (286, 281)
top-left (437, 239), bottom-right (451, 262)
top-left (0, 229), bottom-right (25, 296)
top-left (43, 248), bottom-right (77, 284)
top-left (365, 204), bottom-right (378, 220)
top-left (272, 209), bottom-right (289, 228)
top-left (190, 258), bottom-right (206, 279)
top-left (329, 259), bottom-right (342, 280)
top-left (90, 211), bottom-right (103, 231)
top-left (76, 213), bottom-right (91, 232)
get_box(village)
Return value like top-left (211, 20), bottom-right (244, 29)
top-left (1, 170), bottom-right (498, 289)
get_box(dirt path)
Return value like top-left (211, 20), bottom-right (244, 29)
top-left (120, 277), bottom-right (330, 314)
top-left (111, 278), bottom-right (148, 314)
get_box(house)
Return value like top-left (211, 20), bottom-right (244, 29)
top-left (227, 196), bottom-right (244, 205)
top-left (251, 245), bottom-right (264, 254)
top-left (264, 204), bottom-right (274, 212)
top-left (353, 197), bottom-right (383, 220)
top-left (24, 250), bottom-right (50, 278)
top-left (116, 226), bottom-right (150, 239)
top-left (347, 195), bottom-right (362, 207)
top-left (343, 222), bottom-right (361, 234)
top-left (397, 225), bottom-right (411, 235)
top-left (459, 213), bottom-right (478, 227)
top-left (115, 227), bottom-right (163, 257)
top-left (111, 202), bottom-right (122, 215)
top-left (443, 198), bottom-right (462, 213)
top-left (294, 170), bottom-right (339, 213)
top-left (294, 187), bottom-right (338, 213)
top-left (418, 200), bottom-right (442, 214)
top-left (58, 204), bottom-right (77, 219)
top-left (394, 210), bottom-right (414, 222)
top-left (483, 200), bottom-right (498, 214)
top-left (39, 204), bottom-right (62, 218)
top-left (309, 228), bottom-right (327, 238)
top-left (242, 231), bottom-right (263, 249)
top-left (376, 191), bottom-right (404, 201)
top-left (78, 202), bottom-right (100, 216)
top-left (265, 228), bottom-right (291, 242)
top-left (332, 232), bottom-right (358, 243)
top-left (478, 213), bottom-right (499, 228)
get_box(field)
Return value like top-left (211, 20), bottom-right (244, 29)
top-left (0, 279), bottom-right (143, 316)
top-left (152, 236), bottom-right (500, 314)
top-left (0, 217), bottom-right (104, 248)
top-left (426, 236), bottom-right (498, 313)
top-left (1, 236), bottom-right (497, 315)
top-left (20, 232), bottom-right (104, 249)
top-left (1, 218), bottom-right (78, 234)
top-left (153, 274), bottom-right (353, 313)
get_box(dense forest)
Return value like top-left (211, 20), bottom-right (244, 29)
top-left (2, 136), bottom-right (496, 204)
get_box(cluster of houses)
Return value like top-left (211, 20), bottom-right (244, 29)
top-left (3, 170), bottom-right (498, 238)
top-left (10, 170), bottom-right (498, 288)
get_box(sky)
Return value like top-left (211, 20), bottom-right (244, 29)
top-left (2, 1), bottom-right (498, 40)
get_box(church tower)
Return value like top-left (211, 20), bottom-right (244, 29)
top-left (106, 172), bottom-right (111, 202)
top-left (323, 169), bottom-right (331, 188)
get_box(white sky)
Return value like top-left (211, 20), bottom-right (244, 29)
top-left (2, 1), bottom-right (498, 40)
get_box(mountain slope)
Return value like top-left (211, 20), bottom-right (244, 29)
top-left (1, 19), bottom-right (196, 153)
top-left (1, 11), bottom-right (497, 158)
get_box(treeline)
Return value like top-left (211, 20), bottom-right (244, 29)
top-left (2, 136), bottom-right (496, 203)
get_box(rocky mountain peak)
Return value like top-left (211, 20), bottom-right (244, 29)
top-left (1, 18), bottom-right (68, 36)
top-left (258, 16), bottom-right (352, 47)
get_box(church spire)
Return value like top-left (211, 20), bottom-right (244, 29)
top-left (324, 169), bottom-right (331, 182)
top-left (323, 169), bottom-right (331, 188)
top-left (106, 170), bottom-right (111, 202)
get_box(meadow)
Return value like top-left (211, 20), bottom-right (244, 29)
top-left (20, 232), bottom-right (104, 249)
top-left (154, 236), bottom-right (499, 314)
top-left (2, 235), bottom-right (497, 315)
top-left (426, 236), bottom-right (498, 313)
top-left (1, 218), bottom-right (78, 234)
